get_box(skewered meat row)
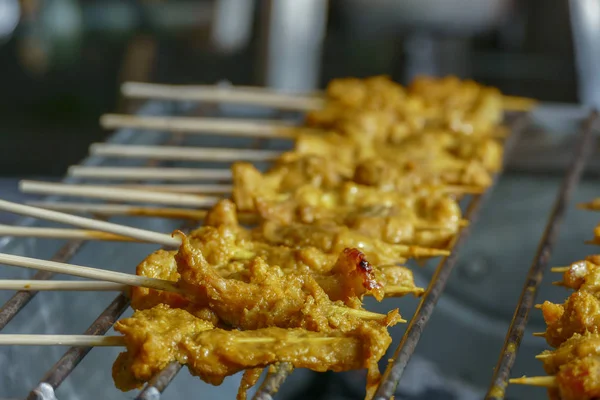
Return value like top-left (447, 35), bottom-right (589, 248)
top-left (111, 75), bottom-right (513, 398)
top-left (306, 75), bottom-right (504, 138)
top-left (132, 200), bottom-right (421, 313)
top-left (514, 255), bottom-right (600, 398)
top-left (526, 333), bottom-right (600, 400)
top-left (113, 304), bottom-right (392, 398)
top-left (233, 165), bottom-right (463, 248)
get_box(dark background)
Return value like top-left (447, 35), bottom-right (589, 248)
top-left (0, 0), bottom-right (580, 176)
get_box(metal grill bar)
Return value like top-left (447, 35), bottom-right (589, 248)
top-left (0, 240), bottom-right (87, 330)
top-left (136, 362), bottom-right (183, 400)
top-left (248, 113), bottom-right (528, 400)
top-left (484, 110), bottom-right (599, 400)
top-left (253, 363), bottom-right (293, 400)
top-left (27, 293), bottom-right (130, 400)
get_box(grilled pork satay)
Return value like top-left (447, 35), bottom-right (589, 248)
top-left (540, 291), bottom-right (600, 348)
top-left (550, 356), bottom-right (600, 400)
top-left (113, 304), bottom-right (392, 399)
top-left (538, 332), bottom-right (600, 375)
top-left (306, 75), bottom-right (504, 140)
top-left (408, 75), bottom-right (504, 135)
top-left (173, 233), bottom-right (401, 331)
top-left (256, 219), bottom-right (449, 262)
top-left (557, 256), bottom-right (600, 293)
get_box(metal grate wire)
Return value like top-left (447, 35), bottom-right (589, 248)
top-left (484, 110), bottom-right (599, 400)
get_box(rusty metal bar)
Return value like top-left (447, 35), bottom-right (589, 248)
top-left (0, 240), bottom-right (87, 330)
top-left (484, 110), bottom-right (599, 400)
top-left (371, 113), bottom-right (528, 400)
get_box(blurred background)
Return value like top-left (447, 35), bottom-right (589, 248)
top-left (1, 1), bottom-right (600, 399)
top-left (0, 0), bottom-right (585, 176)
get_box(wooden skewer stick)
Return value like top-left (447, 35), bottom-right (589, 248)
top-left (121, 82), bottom-right (325, 110)
top-left (20, 180), bottom-right (220, 208)
top-left (89, 143), bottom-right (281, 162)
top-left (121, 81), bottom-right (536, 112)
top-left (0, 226), bottom-right (143, 242)
top-left (0, 335), bottom-right (126, 346)
top-left (116, 183), bottom-right (232, 194)
top-left (534, 304), bottom-right (543, 309)
top-left (0, 199), bottom-right (179, 247)
top-left (0, 253), bottom-right (393, 322)
top-left (532, 332), bottom-right (546, 337)
top-left (100, 114), bottom-right (303, 139)
top-left (68, 166), bottom-right (232, 181)
top-left (551, 266), bottom-right (569, 273)
top-left (508, 376), bottom-right (557, 388)
top-left (577, 201), bottom-right (600, 211)
top-left (27, 201), bottom-right (212, 221)
top-left (535, 353), bottom-right (551, 360)
top-left (26, 200), bottom-right (465, 231)
top-left (0, 253), bottom-right (183, 293)
top-left (0, 280), bottom-right (128, 291)
top-left (384, 286), bottom-right (425, 297)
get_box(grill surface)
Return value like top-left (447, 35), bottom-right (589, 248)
top-left (0, 98), bottom-right (589, 399)
top-left (485, 111), bottom-right (599, 399)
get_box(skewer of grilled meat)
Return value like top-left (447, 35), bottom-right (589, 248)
top-left (113, 304), bottom-right (392, 400)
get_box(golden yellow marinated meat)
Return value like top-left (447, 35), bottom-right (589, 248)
top-left (174, 233), bottom-right (401, 330)
top-left (292, 133), bottom-right (495, 190)
top-left (546, 356), bottom-right (600, 400)
top-left (541, 291), bottom-right (600, 348)
top-left (198, 199), bottom-right (422, 275)
top-left (231, 154), bottom-right (351, 212)
top-left (233, 172), bottom-right (462, 248)
top-left (408, 75), bottom-right (504, 135)
top-left (538, 332), bottom-right (600, 375)
top-left (132, 239), bottom-right (417, 312)
top-left (113, 304), bottom-right (214, 391)
top-left (113, 305), bottom-right (392, 400)
top-left (559, 256), bottom-right (600, 293)
top-left (306, 75), bottom-right (504, 141)
top-left (256, 219), bottom-right (450, 262)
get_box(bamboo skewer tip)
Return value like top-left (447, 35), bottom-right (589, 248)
top-left (508, 376), bottom-right (556, 388)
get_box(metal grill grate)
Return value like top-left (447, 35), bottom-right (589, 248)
top-left (0, 98), bottom-right (528, 399)
top-left (484, 110), bottom-right (600, 400)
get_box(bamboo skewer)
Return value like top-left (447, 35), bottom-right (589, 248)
top-left (551, 266), bottom-right (569, 273)
top-left (66, 165), bottom-right (485, 196)
top-left (0, 253), bottom-right (183, 293)
top-left (27, 201), bottom-right (214, 221)
top-left (68, 166), bottom-right (232, 181)
top-left (100, 114), bottom-right (303, 139)
top-left (121, 82), bottom-right (325, 110)
top-left (508, 376), bottom-right (557, 388)
top-left (0, 226), bottom-right (142, 242)
top-left (90, 143), bottom-right (281, 162)
top-left (19, 180), bottom-right (220, 208)
top-left (0, 335), bottom-right (126, 346)
top-left (577, 201), bottom-right (600, 211)
top-left (0, 199), bottom-right (179, 247)
top-left (116, 183), bottom-right (233, 194)
top-left (121, 81), bottom-right (536, 112)
top-left (26, 200), bottom-right (467, 231)
top-left (0, 253), bottom-right (396, 322)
